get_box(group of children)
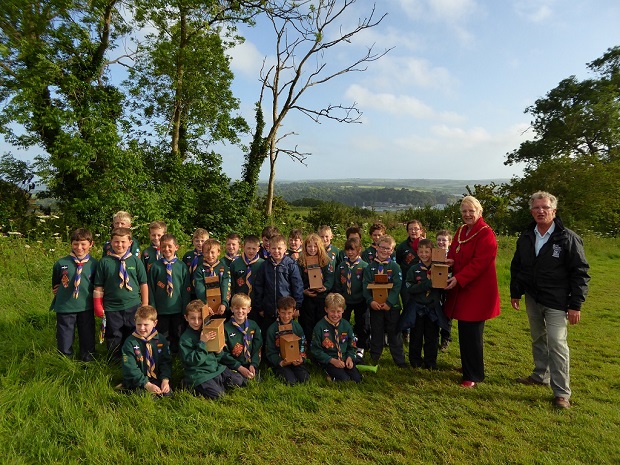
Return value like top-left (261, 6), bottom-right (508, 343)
top-left (51, 211), bottom-right (454, 399)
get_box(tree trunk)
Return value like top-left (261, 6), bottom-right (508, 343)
top-left (266, 139), bottom-right (277, 217)
top-left (171, 9), bottom-right (187, 158)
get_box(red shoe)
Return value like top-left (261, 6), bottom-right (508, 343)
top-left (460, 380), bottom-right (476, 388)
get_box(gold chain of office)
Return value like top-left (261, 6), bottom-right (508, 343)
top-left (455, 225), bottom-right (490, 253)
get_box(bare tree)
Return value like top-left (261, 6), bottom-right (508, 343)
top-left (258, 0), bottom-right (391, 216)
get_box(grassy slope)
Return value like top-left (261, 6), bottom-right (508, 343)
top-left (0, 236), bottom-right (619, 464)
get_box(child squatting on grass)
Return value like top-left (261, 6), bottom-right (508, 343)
top-left (121, 305), bottom-right (172, 396)
top-left (220, 293), bottom-right (263, 381)
top-left (179, 300), bottom-right (245, 399)
top-left (265, 296), bottom-right (310, 385)
top-left (311, 293), bottom-right (362, 383)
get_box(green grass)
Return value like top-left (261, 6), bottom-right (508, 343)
top-left (1, 235), bottom-right (619, 464)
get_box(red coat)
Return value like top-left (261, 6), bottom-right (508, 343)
top-left (444, 217), bottom-right (500, 322)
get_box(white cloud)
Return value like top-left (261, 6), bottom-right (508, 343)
top-left (397, 0), bottom-right (478, 23)
top-left (227, 39), bottom-right (266, 78)
top-left (513, 0), bottom-right (555, 22)
top-left (394, 122), bottom-right (530, 153)
top-left (355, 25), bottom-right (425, 53)
top-left (345, 84), bottom-right (465, 122)
top-left (369, 55), bottom-right (458, 92)
top-left (394, 0), bottom-right (479, 46)
top-left (427, 0), bottom-right (478, 23)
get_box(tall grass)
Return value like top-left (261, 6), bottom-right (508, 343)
top-left (0, 235), bottom-right (619, 464)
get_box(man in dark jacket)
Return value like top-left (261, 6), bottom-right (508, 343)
top-left (510, 191), bottom-right (590, 409)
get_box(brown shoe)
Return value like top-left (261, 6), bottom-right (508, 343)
top-left (516, 376), bottom-right (548, 386)
top-left (553, 397), bottom-right (571, 409)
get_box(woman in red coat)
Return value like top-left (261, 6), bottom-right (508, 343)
top-left (445, 196), bottom-right (500, 387)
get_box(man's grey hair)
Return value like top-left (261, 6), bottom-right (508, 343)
top-left (529, 191), bottom-right (558, 209)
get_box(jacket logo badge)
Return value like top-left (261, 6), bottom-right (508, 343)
top-left (552, 244), bottom-right (561, 258)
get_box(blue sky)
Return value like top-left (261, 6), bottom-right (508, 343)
top-left (3, 0), bottom-right (620, 182)
top-left (218, 0), bottom-right (620, 181)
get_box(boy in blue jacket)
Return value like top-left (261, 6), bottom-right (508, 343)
top-left (253, 235), bottom-right (304, 336)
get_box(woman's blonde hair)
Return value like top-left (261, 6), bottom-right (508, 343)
top-left (461, 195), bottom-right (483, 215)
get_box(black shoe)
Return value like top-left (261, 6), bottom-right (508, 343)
top-left (517, 376), bottom-right (549, 386)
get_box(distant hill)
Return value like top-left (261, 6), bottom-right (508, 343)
top-left (258, 179), bottom-right (508, 208)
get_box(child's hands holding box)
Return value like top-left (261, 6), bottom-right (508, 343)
top-left (200, 330), bottom-right (217, 343)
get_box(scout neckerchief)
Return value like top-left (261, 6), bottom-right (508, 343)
top-left (325, 316), bottom-right (342, 360)
top-left (225, 251), bottom-right (238, 263)
top-left (231, 317), bottom-right (252, 363)
top-left (287, 246), bottom-right (302, 259)
top-left (203, 260), bottom-right (220, 277)
top-left (419, 263), bottom-right (432, 298)
top-left (242, 253), bottom-right (260, 295)
top-left (374, 257), bottom-right (391, 275)
top-left (189, 250), bottom-right (202, 276)
top-left (408, 237), bottom-right (420, 253)
top-left (111, 249), bottom-right (133, 290)
top-left (152, 244), bottom-right (161, 261)
top-left (367, 244), bottom-right (378, 262)
top-left (161, 256), bottom-right (177, 298)
top-left (345, 257), bottom-right (361, 295)
top-left (455, 223), bottom-right (490, 253)
top-left (260, 245), bottom-right (270, 259)
top-left (70, 253), bottom-right (90, 299)
top-left (326, 244), bottom-right (336, 260)
top-left (132, 328), bottom-right (158, 378)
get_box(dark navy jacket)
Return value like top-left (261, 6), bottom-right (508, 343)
top-left (510, 217), bottom-right (590, 311)
top-left (253, 256), bottom-right (304, 318)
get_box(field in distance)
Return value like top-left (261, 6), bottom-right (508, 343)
top-left (257, 178), bottom-right (509, 208)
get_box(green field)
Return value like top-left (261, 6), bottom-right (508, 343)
top-left (1, 235), bottom-right (619, 464)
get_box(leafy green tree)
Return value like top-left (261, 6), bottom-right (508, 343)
top-left (0, 154), bottom-right (35, 233)
top-left (0, 0), bottom-right (140, 229)
top-left (127, 0), bottom-right (255, 159)
top-left (396, 204), bottom-right (461, 236)
top-left (505, 46), bottom-right (620, 235)
top-left (306, 200), bottom-right (374, 232)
